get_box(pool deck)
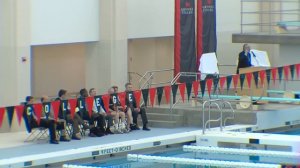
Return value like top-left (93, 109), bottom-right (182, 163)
top-left (0, 125), bottom-right (255, 168)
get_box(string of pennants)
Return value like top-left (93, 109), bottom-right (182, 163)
top-left (1, 64), bottom-right (300, 128)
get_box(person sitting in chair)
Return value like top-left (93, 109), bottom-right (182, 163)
top-left (23, 96), bottom-right (61, 144)
top-left (125, 83), bottom-right (150, 131)
top-left (40, 96), bottom-right (70, 142)
top-left (236, 43), bottom-right (252, 74)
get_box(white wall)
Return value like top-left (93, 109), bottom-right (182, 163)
top-left (127, 0), bottom-right (174, 39)
top-left (30, 0), bottom-right (99, 45)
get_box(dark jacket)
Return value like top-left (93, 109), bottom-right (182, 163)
top-left (236, 51), bottom-right (252, 74)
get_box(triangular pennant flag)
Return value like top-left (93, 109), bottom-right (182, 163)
top-left (278, 67), bottom-right (283, 83)
top-left (142, 89), bottom-right (149, 107)
top-left (259, 70), bottom-right (266, 86)
top-left (68, 99), bottom-right (77, 119)
top-left (246, 73), bottom-right (253, 89)
top-left (206, 79), bottom-right (213, 96)
top-left (200, 80), bottom-right (206, 97)
top-left (51, 101), bottom-right (60, 121)
top-left (149, 88), bottom-right (156, 107)
top-left (101, 94), bottom-right (110, 113)
top-left (118, 92), bottom-right (127, 109)
top-left (253, 71), bottom-right (259, 88)
top-left (164, 86), bottom-right (171, 104)
top-left (192, 81), bottom-right (200, 98)
top-left (233, 74), bottom-right (239, 90)
top-left (186, 83), bottom-right (192, 101)
top-left (284, 66), bottom-right (290, 81)
top-left (6, 106), bottom-right (14, 128)
top-left (219, 77), bottom-right (226, 93)
top-left (15, 105), bottom-right (24, 126)
top-left (266, 69), bottom-right (271, 86)
top-left (133, 90), bottom-right (142, 108)
top-left (85, 96), bottom-right (94, 118)
top-left (0, 107), bottom-right (5, 128)
top-left (226, 76), bottom-right (232, 92)
top-left (171, 84), bottom-right (178, 103)
top-left (290, 64), bottom-right (295, 80)
top-left (296, 64), bottom-right (300, 79)
top-left (179, 83), bottom-right (186, 102)
top-left (156, 87), bottom-right (164, 105)
top-left (213, 77), bottom-right (219, 94)
top-left (271, 68), bottom-right (277, 85)
top-left (33, 104), bottom-right (43, 125)
top-left (239, 74), bottom-right (245, 90)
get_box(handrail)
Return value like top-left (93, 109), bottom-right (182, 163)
top-left (222, 101), bottom-right (235, 127)
top-left (202, 99), bottom-right (223, 134)
top-left (138, 68), bottom-right (174, 90)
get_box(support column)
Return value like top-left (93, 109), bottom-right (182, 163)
top-left (86, 0), bottom-right (128, 94)
top-left (0, 0), bottom-right (31, 132)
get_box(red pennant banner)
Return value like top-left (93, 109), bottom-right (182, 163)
top-left (246, 73), bottom-right (252, 88)
top-left (85, 96), bottom-right (94, 118)
top-left (192, 81), bottom-right (200, 97)
top-left (259, 70), bottom-right (266, 86)
top-left (118, 92), bottom-right (126, 109)
top-left (0, 107), bottom-right (5, 127)
top-left (206, 79), bottom-right (213, 96)
top-left (271, 68), bottom-right (277, 85)
top-left (68, 99), bottom-right (77, 119)
top-left (219, 77), bottom-right (226, 93)
top-left (51, 101), bottom-right (60, 121)
top-left (101, 94), bottom-right (110, 114)
top-left (179, 83), bottom-right (186, 102)
top-left (232, 74), bottom-right (239, 90)
top-left (133, 90), bottom-right (142, 108)
top-left (149, 88), bottom-right (156, 107)
top-left (15, 105), bottom-right (24, 126)
top-left (33, 104), bottom-right (43, 125)
top-left (284, 66), bottom-right (290, 81)
top-left (164, 86), bottom-right (171, 104)
top-left (296, 64), bottom-right (300, 79)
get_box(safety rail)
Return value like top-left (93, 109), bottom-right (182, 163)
top-left (202, 99), bottom-right (223, 134)
top-left (138, 68), bottom-right (174, 90)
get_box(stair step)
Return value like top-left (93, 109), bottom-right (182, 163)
top-left (146, 113), bottom-right (183, 121)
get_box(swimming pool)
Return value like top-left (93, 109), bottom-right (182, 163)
top-left (68, 146), bottom-right (300, 168)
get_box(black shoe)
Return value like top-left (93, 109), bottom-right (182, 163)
top-left (96, 131), bottom-right (106, 137)
top-left (50, 140), bottom-right (59, 144)
top-left (89, 132), bottom-right (97, 137)
top-left (106, 128), bottom-right (114, 134)
top-left (135, 126), bottom-right (140, 130)
top-left (143, 127), bottom-right (151, 131)
top-left (60, 136), bottom-right (70, 142)
top-left (130, 124), bottom-right (139, 130)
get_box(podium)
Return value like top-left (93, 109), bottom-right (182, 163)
top-left (237, 66), bottom-right (268, 97)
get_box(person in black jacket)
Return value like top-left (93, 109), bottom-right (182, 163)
top-left (236, 44), bottom-right (252, 74)
top-left (125, 83), bottom-right (150, 131)
top-left (55, 89), bottom-right (89, 140)
top-left (23, 96), bottom-right (59, 144)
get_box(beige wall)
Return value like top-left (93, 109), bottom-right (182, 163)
top-left (128, 37), bottom-right (174, 89)
top-left (32, 43), bottom-right (86, 97)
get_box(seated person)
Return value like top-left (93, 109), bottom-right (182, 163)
top-left (78, 88), bottom-right (106, 136)
top-left (108, 87), bottom-right (128, 132)
top-left (23, 96), bottom-right (59, 144)
top-left (55, 89), bottom-right (89, 140)
top-left (89, 88), bottom-right (117, 134)
top-left (125, 83), bottom-right (150, 131)
top-left (40, 96), bottom-right (70, 142)
top-left (236, 44), bottom-right (252, 74)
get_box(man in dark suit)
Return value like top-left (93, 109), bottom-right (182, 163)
top-left (236, 44), bottom-right (252, 74)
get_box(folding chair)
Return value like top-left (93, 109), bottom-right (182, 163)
top-left (24, 127), bottom-right (48, 142)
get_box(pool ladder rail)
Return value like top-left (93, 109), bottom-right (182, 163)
top-left (202, 99), bottom-right (235, 134)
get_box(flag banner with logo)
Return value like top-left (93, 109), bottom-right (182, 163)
top-left (174, 0), bottom-right (196, 82)
top-left (197, 0), bottom-right (217, 72)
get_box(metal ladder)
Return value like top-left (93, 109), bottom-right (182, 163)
top-left (202, 99), bottom-right (235, 134)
